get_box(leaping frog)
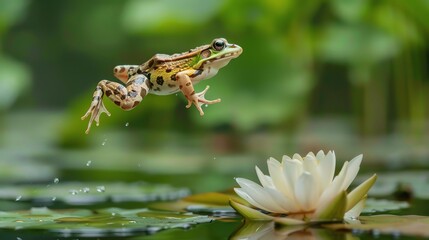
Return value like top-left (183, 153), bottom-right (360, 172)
top-left (81, 38), bottom-right (242, 134)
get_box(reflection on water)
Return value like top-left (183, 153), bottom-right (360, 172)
top-left (230, 221), bottom-right (358, 240)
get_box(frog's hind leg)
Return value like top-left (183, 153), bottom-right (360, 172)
top-left (113, 65), bottom-right (140, 83)
top-left (176, 70), bottom-right (221, 116)
top-left (81, 84), bottom-right (111, 134)
top-left (81, 74), bottom-right (149, 134)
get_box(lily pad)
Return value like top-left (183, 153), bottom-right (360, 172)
top-left (358, 171), bottom-right (429, 199)
top-left (0, 207), bottom-right (212, 237)
top-left (151, 191), bottom-right (245, 216)
top-left (327, 215), bottom-right (429, 238)
top-left (0, 182), bottom-right (189, 205)
top-left (363, 199), bottom-right (409, 213)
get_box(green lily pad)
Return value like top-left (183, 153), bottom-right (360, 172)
top-left (0, 182), bottom-right (189, 205)
top-left (327, 215), bottom-right (429, 238)
top-left (363, 199), bottom-right (409, 213)
top-left (358, 171), bottom-right (429, 199)
top-left (0, 207), bottom-right (212, 237)
top-left (151, 191), bottom-right (245, 216)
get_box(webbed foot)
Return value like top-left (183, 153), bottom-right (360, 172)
top-left (186, 85), bottom-right (221, 116)
top-left (81, 87), bottom-right (111, 134)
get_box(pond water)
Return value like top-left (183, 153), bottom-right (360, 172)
top-left (0, 194), bottom-right (428, 239)
top-left (0, 112), bottom-right (428, 239)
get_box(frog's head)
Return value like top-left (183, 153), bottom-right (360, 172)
top-left (194, 38), bottom-right (242, 70)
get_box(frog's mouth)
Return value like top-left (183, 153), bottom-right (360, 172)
top-left (214, 45), bottom-right (243, 61)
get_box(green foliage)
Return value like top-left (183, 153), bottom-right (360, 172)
top-left (0, 0), bottom-right (29, 34)
top-left (122, 0), bottom-right (225, 34)
top-left (0, 0), bottom-right (30, 111)
top-left (1, 0), bottom-right (426, 140)
top-left (0, 56), bottom-right (31, 110)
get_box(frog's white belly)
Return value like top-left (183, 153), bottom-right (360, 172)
top-left (192, 66), bottom-right (219, 83)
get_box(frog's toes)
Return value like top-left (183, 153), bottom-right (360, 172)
top-left (81, 100), bottom-right (111, 134)
top-left (196, 86), bottom-right (221, 105)
top-left (187, 85), bottom-right (221, 116)
top-left (185, 99), bottom-right (193, 109)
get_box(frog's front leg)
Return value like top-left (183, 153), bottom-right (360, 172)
top-left (81, 74), bottom-right (149, 134)
top-left (176, 70), bottom-right (221, 116)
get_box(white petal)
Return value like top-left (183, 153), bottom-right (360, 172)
top-left (282, 158), bottom-right (303, 198)
top-left (303, 155), bottom-right (322, 197)
top-left (318, 151), bottom-right (336, 191)
top-left (267, 158), bottom-right (292, 198)
top-left (303, 155), bottom-right (319, 176)
top-left (294, 172), bottom-right (319, 211)
top-left (316, 150), bottom-right (326, 160)
top-left (235, 178), bottom-right (285, 213)
top-left (292, 153), bottom-right (303, 161)
top-left (340, 154), bottom-right (362, 190)
top-left (306, 151), bottom-right (316, 158)
top-left (316, 161), bottom-right (349, 211)
top-left (265, 188), bottom-right (300, 212)
top-left (303, 155), bottom-right (317, 174)
top-left (234, 188), bottom-right (267, 210)
top-left (282, 155), bottom-right (291, 161)
top-left (255, 166), bottom-right (274, 189)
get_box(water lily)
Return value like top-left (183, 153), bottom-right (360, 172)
top-left (230, 151), bottom-right (377, 224)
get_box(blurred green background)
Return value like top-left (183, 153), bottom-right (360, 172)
top-left (1, 0), bottom-right (429, 192)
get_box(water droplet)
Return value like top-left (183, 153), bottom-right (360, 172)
top-left (15, 196), bottom-right (22, 201)
top-left (101, 138), bottom-right (108, 146)
top-left (175, 93), bottom-right (178, 96)
top-left (205, 104), bottom-right (208, 107)
top-left (125, 122), bottom-right (129, 127)
top-left (86, 160), bottom-right (92, 167)
top-left (82, 187), bottom-right (90, 193)
top-left (69, 189), bottom-right (78, 195)
top-left (52, 197), bottom-right (57, 201)
top-left (111, 212), bottom-right (116, 216)
top-left (17, 237), bottom-right (22, 240)
top-left (96, 186), bottom-right (105, 193)
top-left (53, 178), bottom-right (60, 184)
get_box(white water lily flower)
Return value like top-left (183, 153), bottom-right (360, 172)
top-left (231, 151), bottom-right (377, 224)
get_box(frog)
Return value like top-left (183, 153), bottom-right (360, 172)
top-left (81, 38), bottom-right (242, 134)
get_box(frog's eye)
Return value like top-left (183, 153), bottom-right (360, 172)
top-left (212, 39), bottom-right (225, 51)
